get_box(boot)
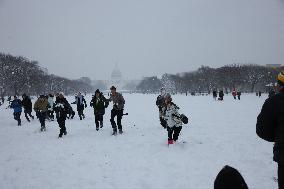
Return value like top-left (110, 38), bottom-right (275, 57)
top-left (168, 139), bottom-right (174, 145)
top-left (64, 131), bottom-right (67, 135)
top-left (100, 122), bottom-right (103, 128)
top-left (119, 129), bottom-right (123, 134)
top-left (112, 129), bottom-right (117, 135)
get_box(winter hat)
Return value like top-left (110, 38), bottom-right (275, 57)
top-left (39, 94), bottom-right (45, 98)
top-left (277, 70), bottom-right (284, 86)
top-left (95, 89), bottom-right (100, 94)
top-left (214, 165), bottom-right (248, 189)
top-left (110, 86), bottom-right (116, 90)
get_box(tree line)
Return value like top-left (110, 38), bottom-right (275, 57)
top-left (136, 64), bottom-right (283, 94)
top-left (0, 53), bottom-right (93, 97)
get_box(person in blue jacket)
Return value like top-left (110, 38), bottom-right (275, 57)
top-left (10, 96), bottom-right (22, 126)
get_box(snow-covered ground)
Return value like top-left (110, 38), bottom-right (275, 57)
top-left (0, 93), bottom-right (276, 189)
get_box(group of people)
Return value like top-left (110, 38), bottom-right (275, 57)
top-left (8, 86), bottom-right (125, 138)
top-left (212, 89), bottom-right (242, 101)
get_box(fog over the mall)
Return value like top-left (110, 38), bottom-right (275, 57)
top-left (0, 0), bottom-right (284, 80)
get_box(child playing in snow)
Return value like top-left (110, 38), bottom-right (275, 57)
top-left (162, 93), bottom-right (183, 145)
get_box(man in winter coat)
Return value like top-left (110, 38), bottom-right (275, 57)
top-left (109, 86), bottom-right (125, 135)
top-left (218, 90), bottom-right (224, 101)
top-left (237, 91), bottom-right (241, 100)
top-left (90, 89), bottom-right (109, 131)
top-left (21, 94), bottom-right (34, 122)
top-left (54, 93), bottom-right (70, 138)
top-left (74, 92), bottom-right (87, 120)
top-left (162, 93), bottom-right (183, 145)
top-left (34, 95), bottom-right (48, 131)
top-left (256, 70), bottom-right (284, 189)
top-left (10, 96), bottom-right (22, 126)
top-left (213, 90), bottom-right (217, 100)
top-left (156, 88), bottom-right (167, 129)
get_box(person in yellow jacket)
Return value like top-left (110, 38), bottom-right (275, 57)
top-left (34, 95), bottom-right (48, 131)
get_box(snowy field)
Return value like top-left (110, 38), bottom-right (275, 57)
top-left (0, 93), bottom-right (276, 189)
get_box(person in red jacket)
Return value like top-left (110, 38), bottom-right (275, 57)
top-left (232, 89), bottom-right (237, 100)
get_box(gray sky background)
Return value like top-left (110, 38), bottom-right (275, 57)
top-left (0, 0), bottom-right (284, 80)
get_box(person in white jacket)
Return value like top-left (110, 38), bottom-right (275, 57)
top-left (162, 93), bottom-right (183, 145)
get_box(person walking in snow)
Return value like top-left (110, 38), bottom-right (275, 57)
top-left (10, 96), bottom-right (22, 126)
top-left (47, 94), bottom-right (55, 121)
top-left (21, 94), bottom-right (34, 122)
top-left (256, 70), bottom-right (284, 189)
top-left (156, 88), bottom-right (167, 129)
top-left (34, 95), bottom-right (48, 131)
top-left (218, 90), bottom-right (224, 101)
top-left (109, 86), bottom-right (125, 135)
top-left (213, 90), bottom-right (218, 100)
top-left (237, 91), bottom-right (241, 100)
top-left (232, 89), bottom-right (237, 100)
top-left (90, 89), bottom-right (109, 131)
top-left (162, 93), bottom-right (183, 145)
top-left (74, 92), bottom-right (87, 120)
top-left (54, 93), bottom-right (70, 138)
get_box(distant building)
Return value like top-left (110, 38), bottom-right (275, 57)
top-left (92, 64), bottom-right (141, 92)
top-left (266, 64), bottom-right (282, 68)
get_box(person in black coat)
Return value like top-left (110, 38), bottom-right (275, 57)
top-left (54, 93), bottom-right (70, 138)
top-left (21, 94), bottom-right (34, 122)
top-left (73, 92), bottom-right (87, 120)
top-left (90, 89), bottom-right (109, 131)
top-left (256, 70), bottom-right (284, 189)
top-left (218, 90), bottom-right (224, 101)
top-left (213, 90), bottom-right (217, 100)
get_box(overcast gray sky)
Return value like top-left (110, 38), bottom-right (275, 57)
top-left (0, 0), bottom-right (284, 80)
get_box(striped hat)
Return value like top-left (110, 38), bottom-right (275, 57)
top-left (277, 71), bottom-right (284, 86)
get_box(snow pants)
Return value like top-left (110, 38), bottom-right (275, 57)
top-left (13, 112), bottom-right (21, 126)
top-left (77, 105), bottom-right (85, 120)
top-left (95, 113), bottom-right (104, 129)
top-left (57, 117), bottom-right (66, 137)
top-left (167, 126), bottom-right (182, 141)
top-left (110, 109), bottom-right (123, 131)
top-left (37, 112), bottom-right (46, 130)
top-left (24, 109), bottom-right (34, 121)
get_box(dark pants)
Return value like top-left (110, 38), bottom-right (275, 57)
top-left (279, 164), bottom-right (284, 189)
top-left (13, 112), bottom-right (21, 126)
top-left (167, 126), bottom-right (182, 141)
top-left (77, 106), bottom-right (85, 120)
top-left (110, 109), bottom-right (123, 131)
top-left (57, 118), bottom-right (66, 137)
top-left (24, 109), bottom-right (34, 121)
top-left (38, 112), bottom-right (46, 130)
top-left (95, 113), bottom-right (104, 129)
